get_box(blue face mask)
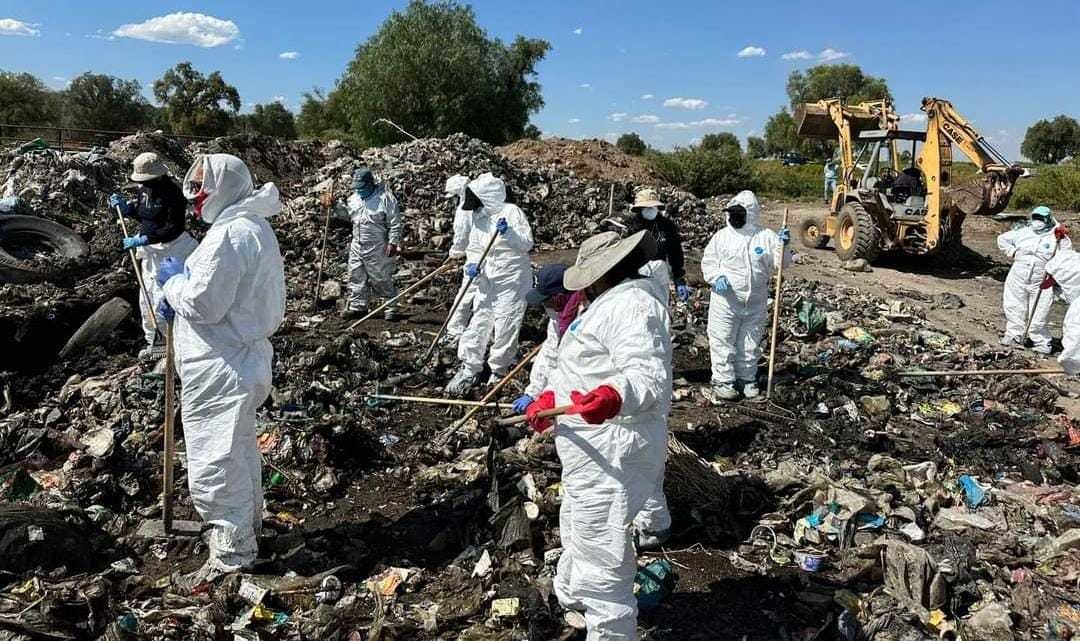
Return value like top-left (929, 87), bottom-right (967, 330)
top-left (353, 169), bottom-right (376, 198)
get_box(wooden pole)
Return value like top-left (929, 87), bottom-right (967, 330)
top-left (420, 231), bottom-right (500, 363)
top-left (346, 262), bottom-right (454, 330)
top-left (608, 184), bottom-right (615, 217)
top-left (899, 367), bottom-right (1066, 377)
top-left (311, 186), bottom-right (335, 312)
top-left (162, 321), bottom-right (176, 533)
top-left (367, 393), bottom-right (512, 409)
top-left (766, 208), bottom-right (790, 400)
top-left (496, 404), bottom-right (573, 426)
top-left (114, 205), bottom-right (158, 334)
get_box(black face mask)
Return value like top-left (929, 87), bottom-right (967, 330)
top-left (726, 205), bottom-right (747, 229)
top-left (462, 187), bottom-right (483, 212)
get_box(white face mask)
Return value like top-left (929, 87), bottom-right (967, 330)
top-left (641, 207), bottom-right (658, 221)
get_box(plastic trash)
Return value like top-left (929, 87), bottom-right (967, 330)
top-left (634, 559), bottom-right (676, 610)
top-left (959, 475), bottom-right (987, 508)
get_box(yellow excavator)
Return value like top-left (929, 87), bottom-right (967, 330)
top-left (795, 97), bottom-right (1024, 262)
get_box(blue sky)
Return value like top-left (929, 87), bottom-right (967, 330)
top-left (2, 0), bottom-right (1078, 160)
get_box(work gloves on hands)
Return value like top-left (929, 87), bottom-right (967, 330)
top-left (712, 275), bottom-right (731, 294)
top-left (1056, 224), bottom-right (1070, 241)
top-left (512, 394), bottom-right (534, 414)
top-left (157, 299), bottom-right (175, 323)
top-left (526, 391), bottom-right (556, 433)
top-left (675, 281), bottom-right (691, 302)
top-left (109, 194), bottom-right (133, 216)
top-left (466, 263), bottom-right (481, 279)
top-left (778, 227), bottom-right (791, 245)
top-left (157, 257), bottom-right (184, 287)
top-left (1041, 274), bottom-right (1057, 290)
top-left (122, 235), bottom-right (148, 251)
top-left (495, 218), bottom-right (509, 235)
top-left (570, 385), bottom-right (622, 424)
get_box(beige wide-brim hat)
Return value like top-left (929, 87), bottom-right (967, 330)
top-left (564, 230), bottom-right (652, 291)
top-left (130, 152), bottom-right (169, 182)
top-left (630, 187), bottom-right (664, 211)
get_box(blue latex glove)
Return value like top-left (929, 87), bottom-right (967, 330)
top-left (495, 217), bottom-right (509, 235)
top-left (108, 193), bottom-right (133, 216)
top-left (157, 257), bottom-right (184, 287)
top-left (712, 276), bottom-right (730, 294)
top-left (676, 282), bottom-right (691, 301)
top-left (157, 298), bottom-right (175, 323)
top-left (778, 227), bottom-right (791, 245)
top-left (466, 263), bottom-right (481, 279)
top-left (122, 235), bottom-right (148, 250)
top-left (512, 394), bottom-right (534, 413)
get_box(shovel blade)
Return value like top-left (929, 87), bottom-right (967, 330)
top-left (135, 519), bottom-right (204, 539)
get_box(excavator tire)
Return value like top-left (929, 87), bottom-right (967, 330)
top-left (834, 202), bottom-right (881, 263)
top-left (798, 218), bottom-right (830, 249)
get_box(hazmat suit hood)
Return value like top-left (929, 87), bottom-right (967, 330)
top-left (184, 154), bottom-right (281, 224)
top-left (467, 173), bottom-right (507, 215)
top-left (445, 174), bottom-right (469, 199)
top-left (724, 190), bottom-right (762, 235)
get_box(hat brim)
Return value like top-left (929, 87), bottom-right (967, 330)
top-left (630, 200), bottom-right (664, 211)
top-left (130, 171), bottom-right (165, 182)
top-left (564, 230), bottom-right (650, 292)
top-left (525, 288), bottom-right (547, 306)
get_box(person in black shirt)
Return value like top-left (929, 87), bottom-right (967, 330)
top-left (626, 188), bottom-right (690, 304)
top-left (108, 152), bottom-right (198, 359)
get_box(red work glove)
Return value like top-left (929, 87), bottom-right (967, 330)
top-left (1055, 224), bottom-right (1069, 240)
top-left (526, 391), bottom-right (556, 433)
top-left (569, 385), bottom-right (623, 424)
top-left (1041, 274), bottom-right (1057, 290)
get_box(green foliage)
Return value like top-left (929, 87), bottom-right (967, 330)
top-left (649, 146), bottom-right (754, 198)
top-left (786, 64), bottom-right (891, 109)
top-left (699, 132), bottom-right (740, 154)
top-left (1021, 115), bottom-right (1080, 164)
top-left (0, 70), bottom-right (60, 125)
top-left (333, 0), bottom-right (549, 146)
top-left (296, 88), bottom-right (349, 140)
top-left (240, 102), bottom-right (297, 139)
top-left (522, 124), bottom-right (542, 140)
top-left (1011, 163), bottom-right (1080, 212)
top-left (153, 62), bottom-right (240, 136)
top-left (746, 136), bottom-right (767, 159)
top-left (616, 132), bottom-right (647, 156)
top-left (752, 160), bottom-right (823, 200)
top-left (763, 109), bottom-right (799, 156)
top-left (62, 73), bottom-right (152, 131)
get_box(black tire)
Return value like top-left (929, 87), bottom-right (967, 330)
top-left (0, 215), bottom-right (90, 284)
top-left (834, 201), bottom-right (881, 263)
top-left (58, 297), bottom-right (132, 359)
top-left (798, 218), bottom-right (830, 249)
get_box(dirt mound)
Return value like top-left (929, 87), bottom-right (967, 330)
top-left (499, 136), bottom-right (663, 184)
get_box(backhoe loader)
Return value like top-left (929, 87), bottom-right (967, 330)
top-left (795, 97), bottom-right (1024, 263)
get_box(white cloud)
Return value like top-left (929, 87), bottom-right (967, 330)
top-left (899, 113), bottom-right (927, 124)
top-left (608, 112), bottom-right (628, 122)
top-left (573, 27), bottom-right (583, 35)
top-left (272, 95), bottom-right (287, 104)
top-left (579, 83), bottom-right (592, 90)
top-left (818, 48), bottom-right (849, 61)
top-left (737, 45), bottom-right (766, 58)
top-left (656, 122), bottom-right (690, 130)
top-left (568, 118), bottom-right (581, 124)
top-left (0, 18), bottom-right (39, 36)
top-left (278, 51), bottom-right (300, 60)
top-left (52, 76), bottom-right (66, 83)
top-left (782, 50), bottom-right (812, 60)
top-left (630, 114), bottom-right (660, 124)
top-left (693, 117), bottom-right (740, 127)
top-left (663, 97), bottom-right (708, 110)
top-left (113, 12), bottom-right (240, 47)
top-left (640, 93), bottom-right (655, 100)
top-left (86, 29), bottom-right (116, 41)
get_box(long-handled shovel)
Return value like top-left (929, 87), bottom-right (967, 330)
top-left (765, 209), bottom-right (790, 401)
top-left (114, 205), bottom-right (158, 335)
top-left (346, 262), bottom-right (455, 331)
top-left (899, 367), bottom-right (1066, 377)
top-left (495, 405), bottom-right (573, 426)
top-left (1022, 234), bottom-right (1063, 342)
top-left (311, 186), bottom-right (336, 312)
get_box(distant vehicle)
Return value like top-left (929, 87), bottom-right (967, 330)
top-left (780, 152), bottom-right (807, 166)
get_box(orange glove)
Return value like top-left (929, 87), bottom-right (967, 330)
top-left (1041, 274), bottom-right (1057, 290)
top-left (1056, 224), bottom-right (1070, 240)
top-left (526, 391), bottom-right (556, 433)
top-left (569, 385), bottom-right (622, 424)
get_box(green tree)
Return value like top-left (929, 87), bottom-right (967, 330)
top-left (616, 132), bottom-right (647, 156)
top-left (153, 62), bottom-right (240, 136)
top-left (241, 102), bottom-right (297, 139)
top-left (333, 0), bottom-right (550, 145)
top-left (764, 109), bottom-right (800, 156)
top-left (522, 123), bottom-right (542, 140)
top-left (746, 136), bottom-right (767, 159)
top-left (62, 72), bottom-right (151, 131)
top-left (296, 88), bottom-right (349, 139)
top-left (0, 70), bottom-right (60, 125)
top-left (1021, 115), bottom-right (1080, 164)
top-left (785, 63), bottom-right (891, 109)
top-left (650, 146), bottom-right (754, 198)
top-left (699, 132), bottom-right (740, 154)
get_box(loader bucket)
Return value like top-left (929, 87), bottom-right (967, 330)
top-left (945, 167), bottom-right (1024, 216)
top-left (795, 103), bottom-right (883, 140)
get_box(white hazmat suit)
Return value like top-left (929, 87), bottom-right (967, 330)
top-left (167, 154), bottom-right (286, 572)
top-left (701, 190), bottom-right (789, 387)
top-left (137, 234), bottom-right (197, 347)
top-left (1045, 249), bottom-right (1080, 374)
top-left (997, 221), bottom-right (1070, 352)
top-left (343, 186), bottom-right (402, 312)
top-left (548, 277), bottom-right (672, 641)
top-left (445, 175), bottom-right (477, 340)
top-left (456, 173), bottom-right (534, 377)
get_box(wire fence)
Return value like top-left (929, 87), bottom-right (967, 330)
top-left (0, 123), bottom-right (212, 153)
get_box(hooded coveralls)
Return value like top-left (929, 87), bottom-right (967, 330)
top-left (701, 190), bottom-right (790, 386)
top-left (344, 186), bottom-right (402, 312)
top-left (445, 175), bottom-right (478, 339)
top-left (997, 221), bottom-right (1070, 351)
top-left (456, 174), bottom-right (534, 376)
top-left (165, 154), bottom-right (286, 571)
top-left (1045, 249), bottom-right (1080, 374)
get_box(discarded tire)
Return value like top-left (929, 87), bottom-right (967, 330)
top-left (834, 201), bottom-right (881, 263)
top-left (798, 217), bottom-right (830, 250)
top-left (57, 297), bottom-right (132, 359)
top-left (0, 214), bottom-right (90, 284)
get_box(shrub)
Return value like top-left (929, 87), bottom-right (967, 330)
top-left (1011, 163), bottom-right (1080, 212)
top-left (752, 160), bottom-right (822, 200)
top-left (649, 146), bottom-right (754, 197)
